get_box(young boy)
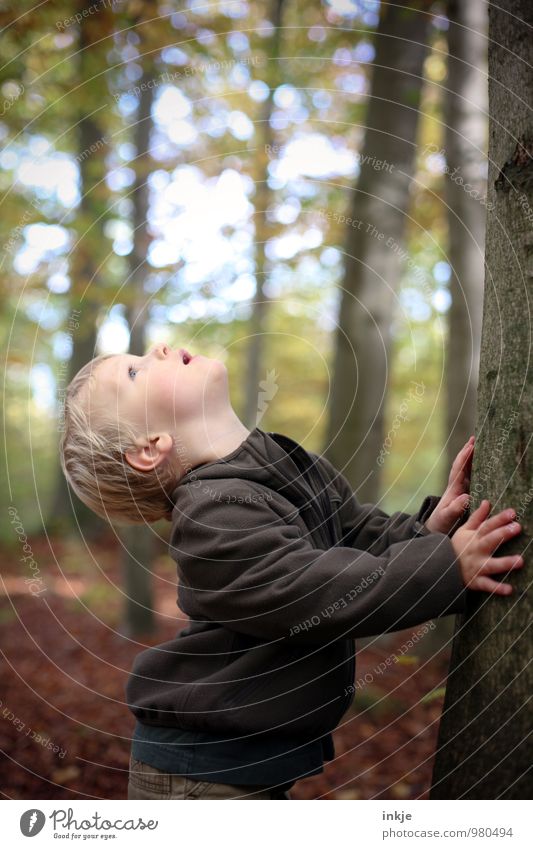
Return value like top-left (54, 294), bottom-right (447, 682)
top-left (59, 342), bottom-right (524, 800)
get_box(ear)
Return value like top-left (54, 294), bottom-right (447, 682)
top-left (125, 433), bottom-right (174, 473)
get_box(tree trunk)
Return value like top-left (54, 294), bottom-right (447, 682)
top-left (323, 2), bottom-right (429, 502)
top-left (426, 0), bottom-right (488, 665)
top-left (444, 0), bottom-right (487, 474)
top-left (119, 72), bottom-right (157, 638)
top-left (242, 0), bottom-right (284, 430)
top-left (431, 0), bottom-right (533, 799)
top-left (324, 0), bottom-right (432, 503)
top-left (49, 3), bottom-right (113, 537)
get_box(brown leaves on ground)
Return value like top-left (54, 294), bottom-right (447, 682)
top-left (0, 532), bottom-right (451, 800)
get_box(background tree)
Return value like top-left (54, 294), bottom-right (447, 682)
top-left (49, 2), bottom-right (116, 537)
top-left (118, 58), bottom-right (158, 639)
top-left (324, 0), bottom-right (433, 503)
top-left (242, 0), bottom-right (285, 430)
top-left (431, 0), bottom-right (533, 799)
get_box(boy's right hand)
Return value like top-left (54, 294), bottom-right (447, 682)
top-left (451, 499), bottom-right (525, 596)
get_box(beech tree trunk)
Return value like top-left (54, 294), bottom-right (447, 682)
top-left (49, 3), bottom-right (113, 537)
top-left (242, 0), bottom-right (284, 430)
top-left (120, 71), bottom-right (157, 638)
top-left (431, 0), bottom-right (533, 799)
top-left (324, 0), bottom-right (432, 503)
top-left (425, 0), bottom-right (489, 667)
top-left (444, 0), bottom-right (487, 473)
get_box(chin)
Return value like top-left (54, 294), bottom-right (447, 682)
top-left (206, 357), bottom-right (228, 376)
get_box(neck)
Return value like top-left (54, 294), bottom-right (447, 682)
top-left (175, 409), bottom-right (252, 475)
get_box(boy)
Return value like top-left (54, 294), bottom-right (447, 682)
top-left (59, 342), bottom-right (524, 800)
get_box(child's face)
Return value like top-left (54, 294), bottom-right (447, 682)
top-left (85, 343), bottom-right (228, 440)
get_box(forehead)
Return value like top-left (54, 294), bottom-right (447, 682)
top-left (82, 355), bottom-right (124, 412)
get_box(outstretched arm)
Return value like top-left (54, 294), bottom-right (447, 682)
top-left (171, 478), bottom-right (468, 645)
top-left (316, 453), bottom-right (443, 556)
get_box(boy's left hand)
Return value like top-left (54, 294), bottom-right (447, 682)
top-left (424, 436), bottom-right (474, 535)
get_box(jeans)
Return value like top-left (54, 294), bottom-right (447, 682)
top-left (127, 755), bottom-right (293, 800)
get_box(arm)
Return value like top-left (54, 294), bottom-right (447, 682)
top-left (316, 453), bottom-right (441, 556)
top-left (171, 479), bottom-right (468, 645)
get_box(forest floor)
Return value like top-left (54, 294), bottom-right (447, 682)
top-left (0, 529), bottom-right (453, 800)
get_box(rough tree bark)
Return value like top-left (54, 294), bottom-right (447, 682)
top-left (431, 0), bottom-right (533, 799)
top-left (424, 0), bottom-right (489, 665)
top-left (444, 0), bottom-right (487, 472)
top-left (324, 0), bottom-right (432, 503)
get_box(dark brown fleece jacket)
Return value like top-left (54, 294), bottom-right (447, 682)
top-left (126, 427), bottom-right (468, 742)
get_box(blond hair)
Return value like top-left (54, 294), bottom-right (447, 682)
top-left (59, 354), bottom-right (178, 525)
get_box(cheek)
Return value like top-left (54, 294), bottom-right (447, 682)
top-left (144, 373), bottom-right (177, 413)
top-left (165, 373), bottom-right (199, 414)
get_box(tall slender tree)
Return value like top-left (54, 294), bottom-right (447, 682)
top-left (431, 0), bottom-right (533, 799)
top-left (324, 0), bottom-right (433, 503)
top-left (50, 2), bottom-right (116, 536)
top-left (119, 68), bottom-right (157, 637)
top-left (242, 0), bottom-right (285, 430)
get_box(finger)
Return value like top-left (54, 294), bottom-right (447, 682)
top-left (448, 468), bottom-right (469, 493)
top-left (450, 442), bottom-right (474, 478)
top-left (440, 492), bottom-right (468, 512)
top-left (478, 508), bottom-right (517, 536)
top-left (449, 440), bottom-right (472, 471)
top-left (449, 445), bottom-right (475, 492)
top-left (479, 554), bottom-right (524, 574)
top-left (464, 499), bottom-right (491, 529)
top-left (445, 493), bottom-right (471, 517)
top-left (471, 575), bottom-right (514, 596)
top-left (481, 522), bottom-right (522, 552)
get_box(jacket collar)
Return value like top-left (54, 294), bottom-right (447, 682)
top-left (172, 426), bottom-right (331, 541)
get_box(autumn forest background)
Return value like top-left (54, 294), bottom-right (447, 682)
top-left (1, 0), bottom-right (528, 801)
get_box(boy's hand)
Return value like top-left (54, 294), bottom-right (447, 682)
top-left (451, 499), bottom-right (524, 596)
top-left (424, 436), bottom-right (474, 535)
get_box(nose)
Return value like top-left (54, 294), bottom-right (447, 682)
top-left (151, 343), bottom-right (170, 359)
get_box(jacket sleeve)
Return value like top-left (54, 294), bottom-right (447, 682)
top-left (316, 453), bottom-right (442, 555)
top-left (171, 479), bottom-right (468, 645)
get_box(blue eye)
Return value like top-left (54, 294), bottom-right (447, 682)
top-left (128, 365), bottom-right (137, 380)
